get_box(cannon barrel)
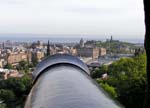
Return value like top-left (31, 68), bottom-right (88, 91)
top-left (25, 54), bottom-right (123, 108)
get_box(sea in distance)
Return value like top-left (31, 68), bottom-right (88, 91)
top-left (0, 34), bottom-right (144, 44)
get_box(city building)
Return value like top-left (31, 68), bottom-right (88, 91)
top-left (77, 47), bottom-right (99, 59)
top-left (84, 40), bottom-right (97, 48)
top-left (7, 52), bottom-right (31, 65)
top-left (76, 39), bottom-right (106, 59)
top-left (31, 40), bottom-right (44, 49)
top-left (99, 48), bottom-right (107, 56)
top-left (32, 50), bottom-right (45, 62)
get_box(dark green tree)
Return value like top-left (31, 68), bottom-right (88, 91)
top-left (0, 76), bottom-right (32, 107)
top-left (96, 54), bottom-right (146, 108)
top-left (0, 103), bottom-right (7, 108)
top-left (32, 59), bottom-right (38, 67)
top-left (143, 0), bottom-right (150, 108)
top-left (0, 89), bottom-right (16, 104)
top-left (91, 65), bottom-right (108, 78)
top-left (4, 63), bottom-right (13, 69)
top-left (17, 60), bottom-right (30, 73)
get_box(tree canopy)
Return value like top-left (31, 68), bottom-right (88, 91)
top-left (94, 54), bottom-right (146, 108)
top-left (0, 75), bottom-right (32, 108)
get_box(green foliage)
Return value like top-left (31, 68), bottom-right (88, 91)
top-left (96, 41), bottom-right (135, 53)
top-left (0, 89), bottom-right (16, 104)
top-left (108, 54), bottom-right (146, 79)
top-left (0, 103), bottom-right (7, 108)
top-left (17, 61), bottom-right (29, 72)
top-left (17, 60), bottom-right (36, 73)
top-left (0, 76), bottom-right (32, 97)
top-left (95, 54), bottom-right (146, 108)
top-left (0, 75), bottom-right (32, 107)
top-left (100, 83), bottom-right (117, 98)
top-left (3, 64), bottom-right (13, 69)
top-left (91, 65), bottom-right (108, 78)
top-left (32, 59), bottom-right (38, 67)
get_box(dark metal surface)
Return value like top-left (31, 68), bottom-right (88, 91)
top-left (25, 54), bottom-right (124, 108)
top-left (32, 54), bottom-right (90, 82)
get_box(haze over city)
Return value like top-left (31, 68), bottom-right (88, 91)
top-left (0, 0), bottom-right (145, 39)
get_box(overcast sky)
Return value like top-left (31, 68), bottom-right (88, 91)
top-left (0, 0), bottom-right (145, 38)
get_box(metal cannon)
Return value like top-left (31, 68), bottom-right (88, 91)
top-left (25, 54), bottom-right (123, 108)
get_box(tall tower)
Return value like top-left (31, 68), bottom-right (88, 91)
top-left (2, 42), bottom-right (5, 49)
top-left (80, 38), bottom-right (84, 48)
top-left (47, 40), bottom-right (50, 56)
top-left (110, 36), bottom-right (113, 42)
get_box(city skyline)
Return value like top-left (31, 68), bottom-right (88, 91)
top-left (0, 34), bottom-right (144, 43)
top-left (0, 0), bottom-right (145, 39)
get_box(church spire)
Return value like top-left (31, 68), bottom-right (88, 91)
top-left (47, 40), bottom-right (50, 56)
top-left (2, 42), bottom-right (5, 49)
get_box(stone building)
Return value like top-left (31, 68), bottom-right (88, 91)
top-left (99, 48), bottom-right (107, 56)
top-left (32, 51), bottom-right (44, 62)
top-left (7, 52), bottom-right (30, 65)
top-left (70, 48), bottom-right (77, 56)
top-left (31, 40), bottom-right (44, 49)
top-left (0, 59), bottom-right (6, 68)
top-left (77, 47), bottom-right (99, 59)
top-left (84, 40), bottom-right (97, 48)
top-left (77, 47), bottom-right (106, 59)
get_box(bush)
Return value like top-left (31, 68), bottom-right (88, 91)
top-left (100, 83), bottom-right (117, 98)
top-left (0, 103), bottom-right (7, 108)
top-left (95, 54), bottom-right (147, 108)
top-left (3, 64), bottom-right (13, 69)
top-left (0, 75), bottom-right (32, 107)
top-left (0, 89), bottom-right (16, 104)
